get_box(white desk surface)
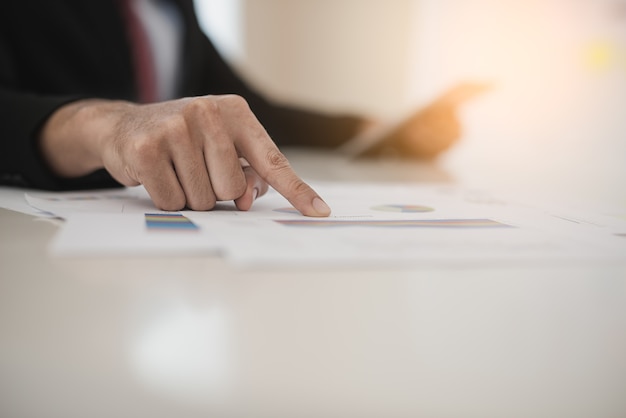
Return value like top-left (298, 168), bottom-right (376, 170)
top-left (1, 149), bottom-right (625, 418)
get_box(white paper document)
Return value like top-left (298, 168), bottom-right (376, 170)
top-left (51, 211), bottom-right (220, 257)
top-left (38, 182), bottom-right (626, 266)
top-left (0, 186), bottom-right (56, 217)
top-left (28, 186), bottom-right (220, 256)
top-left (188, 183), bottom-right (626, 267)
top-left (25, 186), bottom-right (156, 218)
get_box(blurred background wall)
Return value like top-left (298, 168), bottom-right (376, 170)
top-left (195, 0), bottom-right (626, 199)
top-left (195, 0), bottom-right (417, 119)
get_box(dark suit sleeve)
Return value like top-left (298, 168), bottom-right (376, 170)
top-left (0, 0), bottom-right (127, 190)
top-left (0, 12), bottom-right (122, 191)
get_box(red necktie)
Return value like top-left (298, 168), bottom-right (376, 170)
top-left (118, 0), bottom-right (158, 103)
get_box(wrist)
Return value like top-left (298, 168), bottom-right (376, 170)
top-left (39, 99), bottom-right (133, 178)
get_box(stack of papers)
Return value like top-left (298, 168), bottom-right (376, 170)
top-left (2, 183), bottom-right (625, 267)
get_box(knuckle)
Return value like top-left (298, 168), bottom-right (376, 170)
top-left (186, 196), bottom-right (216, 211)
top-left (265, 149), bottom-right (290, 171)
top-left (288, 177), bottom-right (311, 196)
top-left (221, 94), bottom-right (249, 112)
top-left (214, 175), bottom-right (247, 201)
top-left (185, 97), bottom-right (221, 119)
top-left (131, 135), bottom-right (160, 167)
top-left (262, 149), bottom-right (300, 187)
top-left (157, 195), bottom-right (186, 212)
top-left (160, 114), bottom-right (189, 139)
top-left (232, 177), bottom-right (248, 197)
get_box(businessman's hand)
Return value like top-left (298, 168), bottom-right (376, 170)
top-left (39, 95), bottom-right (331, 216)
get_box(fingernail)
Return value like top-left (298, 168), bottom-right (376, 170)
top-left (312, 197), bottom-right (331, 216)
top-left (252, 188), bottom-right (259, 201)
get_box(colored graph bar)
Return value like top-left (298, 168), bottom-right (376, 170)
top-left (274, 219), bottom-right (512, 228)
top-left (371, 204), bottom-right (434, 213)
top-left (145, 213), bottom-right (199, 231)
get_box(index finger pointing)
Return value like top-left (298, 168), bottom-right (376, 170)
top-left (240, 138), bottom-right (331, 217)
top-left (216, 94), bottom-right (330, 216)
top-left (250, 145), bottom-right (330, 216)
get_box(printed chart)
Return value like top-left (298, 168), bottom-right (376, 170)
top-left (274, 219), bottom-right (511, 228)
top-left (23, 182), bottom-right (625, 265)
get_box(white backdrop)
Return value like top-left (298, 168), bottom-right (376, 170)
top-left (194, 0), bottom-right (626, 202)
top-left (410, 0), bottom-right (626, 199)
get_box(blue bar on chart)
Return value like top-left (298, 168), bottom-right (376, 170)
top-left (145, 213), bottom-right (199, 231)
